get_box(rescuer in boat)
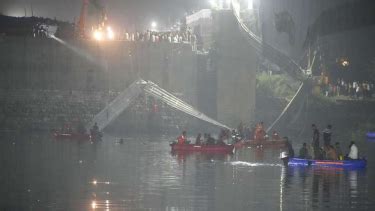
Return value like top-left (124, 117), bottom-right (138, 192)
top-left (323, 145), bottom-right (338, 160)
top-left (284, 137), bottom-right (294, 158)
top-left (62, 123), bottom-right (73, 134)
top-left (218, 129), bottom-right (230, 144)
top-left (298, 143), bottom-right (309, 159)
top-left (335, 142), bottom-right (344, 160)
top-left (203, 133), bottom-right (208, 144)
top-left (346, 141), bottom-right (359, 160)
top-left (272, 130), bottom-right (281, 141)
top-left (237, 122), bottom-right (244, 138)
top-left (322, 124), bottom-right (332, 146)
top-left (254, 122), bottom-right (266, 142)
top-left (206, 134), bottom-right (216, 145)
top-left (311, 124), bottom-right (321, 159)
top-left (195, 133), bottom-right (202, 145)
top-left (177, 131), bottom-right (187, 145)
top-left (76, 120), bottom-right (86, 135)
top-left (231, 130), bottom-right (241, 143)
top-left (90, 122), bottom-right (101, 139)
top-left (281, 137), bottom-right (294, 166)
top-left (217, 135), bottom-right (226, 145)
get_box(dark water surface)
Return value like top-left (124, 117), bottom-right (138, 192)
top-left (1, 133), bottom-right (375, 210)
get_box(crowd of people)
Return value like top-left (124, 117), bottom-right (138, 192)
top-left (119, 29), bottom-right (198, 45)
top-left (316, 77), bottom-right (374, 99)
top-left (176, 129), bottom-right (231, 146)
top-left (235, 121), bottom-right (283, 142)
top-left (173, 120), bottom-right (361, 164)
top-left (174, 121), bottom-right (282, 146)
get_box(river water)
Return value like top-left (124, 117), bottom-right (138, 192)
top-left (1, 133), bottom-right (374, 210)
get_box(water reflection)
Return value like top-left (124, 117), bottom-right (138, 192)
top-left (1, 133), bottom-right (374, 210)
top-left (170, 150), bottom-right (231, 164)
top-left (281, 166), bottom-right (370, 210)
top-left (349, 170), bottom-right (358, 197)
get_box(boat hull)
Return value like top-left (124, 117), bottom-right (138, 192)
top-left (170, 143), bottom-right (234, 153)
top-left (53, 132), bottom-right (102, 141)
top-left (366, 132), bottom-right (375, 139)
top-left (288, 158), bottom-right (367, 168)
top-left (54, 132), bottom-right (90, 140)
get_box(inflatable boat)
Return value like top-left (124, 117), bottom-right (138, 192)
top-left (288, 158), bottom-right (367, 168)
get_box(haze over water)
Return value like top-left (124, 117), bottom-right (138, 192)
top-left (1, 132), bottom-right (374, 210)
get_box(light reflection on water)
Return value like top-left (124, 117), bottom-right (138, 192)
top-left (0, 133), bottom-right (374, 210)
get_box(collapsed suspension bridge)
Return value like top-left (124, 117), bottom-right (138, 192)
top-left (88, 79), bottom-right (231, 131)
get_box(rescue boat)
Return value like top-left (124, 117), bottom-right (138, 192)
top-left (288, 158), bottom-right (367, 168)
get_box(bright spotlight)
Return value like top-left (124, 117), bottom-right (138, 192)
top-left (342, 60), bottom-right (349, 67)
top-left (93, 30), bottom-right (103, 41)
top-left (91, 200), bottom-right (97, 209)
top-left (151, 21), bottom-right (157, 29)
top-left (107, 26), bottom-right (115, 40)
top-left (248, 0), bottom-right (253, 10)
top-left (209, 0), bottom-right (218, 8)
top-left (339, 58), bottom-right (350, 67)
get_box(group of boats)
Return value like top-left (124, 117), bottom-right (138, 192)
top-left (170, 138), bottom-right (288, 153)
top-left (52, 130), bottom-right (367, 169)
top-left (170, 138), bottom-right (367, 169)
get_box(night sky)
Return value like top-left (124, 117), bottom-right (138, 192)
top-left (0, 0), bottom-right (206, 28)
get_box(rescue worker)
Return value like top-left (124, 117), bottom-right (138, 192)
top-left (322, 124), bottom-right (332, 146)
top-left (272, 130), bottom-right (280, 140)
top-left (206, 134), bottom-right (216, 145)
top-left (312, 124), bottom-right (321, 159)
top-left (177, 131), bottom-right (187, 145)
top-left (324, 145), bottom-right (338, 160)
top-left (335, 142), bottom-right (343, 160)
top-left (195, 133), bottom-right (202, 145)
top-left (254, 122), bottom-right (266, 141)
top-left (284, 137), bottom-right (295, 158)
top-left (347, 141), bottom-right (358, 160)
top-left (299, 143), bottom-right (309, 158)
top-left (90, 122), bottom-right (100, 138)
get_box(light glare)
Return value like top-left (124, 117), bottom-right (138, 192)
top-left (151, 21), bottom-right (157, 28)
top-left (93, 30), bottom-right (103, 41)
top-left (107, 27), bottom-right (115, 40)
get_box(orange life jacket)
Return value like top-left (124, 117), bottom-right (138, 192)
top-left (177, 135), bottom-right (186, 144)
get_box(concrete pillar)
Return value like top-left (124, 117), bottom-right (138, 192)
top-left (212, 10), bottom-right (257, 127)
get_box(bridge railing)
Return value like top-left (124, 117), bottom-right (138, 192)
top-left (87, 79), bottom-right (145, 130)
top-left (143, 81), bottom-right (231, 130)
